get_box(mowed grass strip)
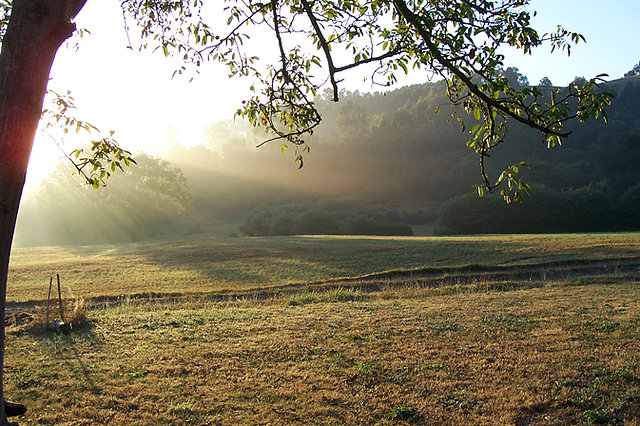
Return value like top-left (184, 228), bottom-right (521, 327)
top-left (5, 280), bottom-right (640, 425)
top-left (8, 233), bottom-right (640, 303)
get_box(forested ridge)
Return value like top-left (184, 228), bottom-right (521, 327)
top-left (15, 72), bottom-right (640, 245)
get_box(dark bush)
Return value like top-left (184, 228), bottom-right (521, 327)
top-left (439, 183), bottom-right (616, 234)
top-left (240, 203), bottom-right (413, 236)
top-left (618, 183), bottom-right (640, 230)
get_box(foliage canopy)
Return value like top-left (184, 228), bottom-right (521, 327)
top-left (0, 0), bottom-right (612, 200)
top-left (119, 0), bottom-right (611, 202)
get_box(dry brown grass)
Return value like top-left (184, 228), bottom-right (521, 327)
top-left (15, 297), bottom-right (89, 334)
top-left (4, 279), bottom-right (640, 425)
top-left (5, 234), bottom-right (640, 424)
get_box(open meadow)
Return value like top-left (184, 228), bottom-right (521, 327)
top-left (4, 234), bottom-right (640, 424)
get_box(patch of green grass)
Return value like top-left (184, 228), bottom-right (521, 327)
top-left (439, 390), bottom-right (471, 411)
top-left (356, 361), bottom-right (378, 375)
top-left (386, 405), bottom-right (417, 420)
top-left (583, 408), bottom-right (614, 424)
top-left (558, 365), bottom-right (640, 424)
top-left (125, 370), bottom-right (147, 380)
top-left (425, 362), bottom-right (448, 371)
top-left (343, 333), bottom-right (365, 341)
top-left (596, 319), bottom-right (620, 333)
top-left (287, 287), bottom-right (365, 305)
top-left (169, 400), bottom-right (195, 416)
top-left (480, 312), bottom-right (536, 332)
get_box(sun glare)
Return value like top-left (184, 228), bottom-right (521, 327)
top-left (23, 132), bottom-right (64, 195)
top-left (41, 0), bottom-right (252, 165)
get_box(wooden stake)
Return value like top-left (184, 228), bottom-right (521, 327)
top-left (57, 273), bottom-right (64, 322)
top-left (45, 276), bottom-right (53, 329)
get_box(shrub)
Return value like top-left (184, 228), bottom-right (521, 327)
top-left (240, 203), bottom-right (413, 236)
top-left (439, 183), bottom-right (615, 234)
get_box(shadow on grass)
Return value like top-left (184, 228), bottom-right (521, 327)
top-left (59, 333), bottom-right (102, 395)
top-left (16, 323), bottom-right (103, 395)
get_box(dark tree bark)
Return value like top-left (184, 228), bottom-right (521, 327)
top-left (0, 0), bottom-right (86, 423)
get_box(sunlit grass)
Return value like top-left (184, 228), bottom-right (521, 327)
top-left (8, 233), bottom-right (640, 303)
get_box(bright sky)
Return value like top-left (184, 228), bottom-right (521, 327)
top-left (511, 0), bottom-right (640, 84)
top-left (24, 0), bottom-right (640, 193)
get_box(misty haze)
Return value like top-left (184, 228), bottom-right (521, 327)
top-left (15, 72), bottom-right (640, 246)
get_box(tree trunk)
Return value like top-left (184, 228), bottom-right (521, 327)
top-left (0, 0), bottom-right (86, 423)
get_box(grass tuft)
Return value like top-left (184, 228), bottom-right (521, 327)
top-left (583, 408), bottom-right (614, 424)
top-left (20, 297), bottom-right (89, 333)
top-left (67, 297), bottom-right (89, 328)
top-left (387, 405), bottom-right (417, 420)
top-left (169, 401), bottom-right (194, 416)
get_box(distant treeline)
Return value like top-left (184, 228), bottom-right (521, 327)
top-left (234, 72), bottom-right (640, 235)
top-left (240, 201), bottom-right (424, 237)
top-left (437, 75), bottom-right (640, 234)
top-left (440, 182), bottom-right (640, 234)
top-left (16, 154), bottom-right (191, 246)
top-left (14, 69), bottom-right (640, 246)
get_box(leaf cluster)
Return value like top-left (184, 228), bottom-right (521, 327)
top-left (39, 90), bottom-right (137, 189)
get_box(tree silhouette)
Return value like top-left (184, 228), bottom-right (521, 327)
top-left (624, 61), bottom-right (640, 78)
top-left (539, 76), bottom-right (554, 87)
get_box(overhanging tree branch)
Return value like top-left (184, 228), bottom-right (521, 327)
top-left (300, 0), bottom-right (340, 101)
top-left (270, 0), bottom-right (289, 81)
top-left (392, 0), bottom-right (569, 140)
top-left (334, 49), bottom-right (401, 73)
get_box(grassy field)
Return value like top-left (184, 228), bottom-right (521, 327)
top-left (5, 234), bottom-right (640, 424)
top-left (7, 233), bottom-right (640, 303)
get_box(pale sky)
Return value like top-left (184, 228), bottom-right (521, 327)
top-left (509, 0), bottom-right (640, 84)
top-left (24, 0), bottom-right (640, 192)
